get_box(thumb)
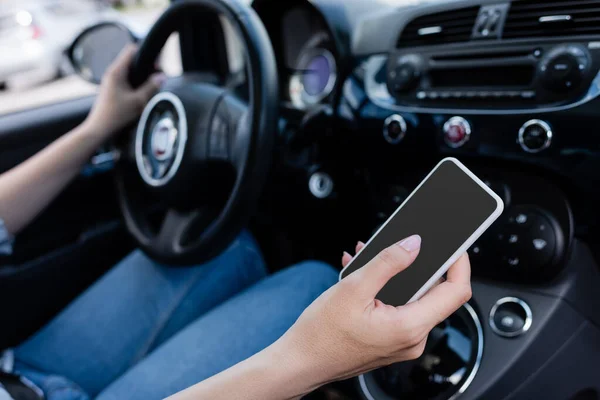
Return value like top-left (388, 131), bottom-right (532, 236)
top-left (136, 73), bottom-right (166, 104)
top-left (348, 235), bottom-right (421, 300)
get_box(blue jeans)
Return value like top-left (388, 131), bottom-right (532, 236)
top-left (13, 232), bottom-right (338, 400)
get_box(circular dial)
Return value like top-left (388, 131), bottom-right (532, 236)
top-left (383, 114), bottom-right (408, 144)
top-left (539, 45), bottom-right (590, 93)
top-left (388, 55), bottom-right (422, 94)
top-left (518, 119), bottom-right (552, 153)
top-left (289, 48), bottom-right (337, 108)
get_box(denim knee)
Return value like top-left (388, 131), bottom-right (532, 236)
top-left (277, 261), bottom-right (339, 292)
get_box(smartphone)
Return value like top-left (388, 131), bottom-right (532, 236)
top-left (339, 158), bottom-right (504, 306)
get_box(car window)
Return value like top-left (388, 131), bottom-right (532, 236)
top-left (0, 0), bottom-right (179, 116)
top-left (44, 0), bottom-right (99, 16)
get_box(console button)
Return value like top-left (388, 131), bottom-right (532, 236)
top-left (443, 116), bottom-right (471, 148)
top-left (383, 114), bottom-right (407, 145)
top-left (501, 207), bottom-right (558, 273)
top-left (523, 218), bottom-right (556, 268)
top-left (494, 308), bottom-right (525, 332)
top-left (507, 209), bottom-right (532, 227)
top-left (490, 297), bottom-right (532, 338)
top-left (470, 243), bottom-right (483, 256)
top-left (468, 242), bottom-right (485, 265)
top-left (518, 119), bottom-right (552, 153)
top-left (500, 255), bottom-right (521, 269)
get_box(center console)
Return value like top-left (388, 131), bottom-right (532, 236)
top-left (333, 0), bottom-right (600, 399)
top-left (387, 42), bottom-right (597, 110)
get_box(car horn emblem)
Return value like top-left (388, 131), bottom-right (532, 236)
top-left (151, 116), bottom-right (178, 162)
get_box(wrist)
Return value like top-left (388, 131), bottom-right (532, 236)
top-left (261, 335), bottom-right (329, 399)
top-left (81, 115), bottom-right (111, 141)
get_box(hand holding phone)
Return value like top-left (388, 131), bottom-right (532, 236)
top-left (340, 158), bottom-right (503, 306)
top-left (271, 233), bottom-right (473, 396)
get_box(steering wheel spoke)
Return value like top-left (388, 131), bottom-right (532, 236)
top-left (153, 209), bottom-right (199, 255)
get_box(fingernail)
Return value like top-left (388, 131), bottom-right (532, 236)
top-left (152, 73), bottom-right (166, 86)
top-left (343, 251), bottom-right (351, 258)
top-left (398, 235), bottom-right (422, 252)
top-left (357, 241), bottom-right (365, 246)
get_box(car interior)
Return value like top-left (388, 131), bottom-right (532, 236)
top-left (2, 0), bottom-right (600, 399)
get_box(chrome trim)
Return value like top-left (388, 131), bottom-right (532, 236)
top-left (418, 26), bottom-right (442, 36)
top-left (489, 297), bottom-right (533, 338)
top-left (91, 149), bottom-right (121, 167)
top-left (362, 55), bottom-right (600, 116)
top-left (383, 114), bottom-right (407, 144)
top-left (289, 48), bottom-right (337, 109)
top-left (358, 374), bottom-right (376, 400)
top-left (454, 302), bottom-right (485, 400)
top-left (135, 92), bottom-right (188, 187)
top-left (308, 172), bottom-right (334, 199)
top-left (539, 15), bottom-right (572, 23)
top-left (358, 302), bottom-right (484, 400)
top-left (443, 116), bottom-right (472, 148)
top-left (518, 119), bottom-right (552, 153)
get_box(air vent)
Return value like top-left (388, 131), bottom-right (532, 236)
top-left (504, 0), bottom-right (600, 39)
top-left (397, 6), bottom-right (480, 48)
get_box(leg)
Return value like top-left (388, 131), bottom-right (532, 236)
top-left (15, 232), bottom-right (267, 397)
top-left (96, 261), bottom-right (339, 400)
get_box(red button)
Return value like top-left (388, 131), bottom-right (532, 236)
top-left (443, 117), bottom-right (471, 148)
top-left (446, 124), bottom-right (466, 143)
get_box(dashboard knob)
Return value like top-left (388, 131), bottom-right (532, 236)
top-left (443, 116), bottom-right (471, 148)
top-left (518, 119), bottom-right (552, 153)
top-left (308, 171), bottom-right (334, 199)
top-left (388, 55), bottom-right (422, 93)
top-left (383, 114), bottom-right (407, 144)
top-left (539, 45), bottom-right (589, 92)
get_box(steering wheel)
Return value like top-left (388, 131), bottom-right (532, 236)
top-left (115, 0), bottom-right (278, 265)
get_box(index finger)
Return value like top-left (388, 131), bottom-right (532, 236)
top-left (401, 253), bottom-right (472, 327)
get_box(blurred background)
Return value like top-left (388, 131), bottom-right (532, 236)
top-left (0, 0), bottom-right (181, 115)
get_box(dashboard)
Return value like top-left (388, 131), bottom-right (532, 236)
top-left (246, 0), bottom-right (600, 400)
top-left (254, 0), bottom-right (340, 110)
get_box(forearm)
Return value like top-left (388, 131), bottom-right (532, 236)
top-left (167, 338), bottom-right (324, 400)
top-left (0, 120), bottom-right (108, 235)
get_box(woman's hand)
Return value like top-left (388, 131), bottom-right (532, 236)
top-left (277, 235), bottom-right (472, 392)
top-left (84, 44), bottom-right (166, 139)
top-left (168, 236), bottom-right (472, 400)
top-left (0, 45), bottom-right (166, 235)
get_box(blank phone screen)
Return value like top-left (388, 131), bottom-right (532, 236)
top-left (341, 160), bottom-right (499, 305)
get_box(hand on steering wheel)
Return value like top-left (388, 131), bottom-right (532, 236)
top-left (116, 0), bottom-right (278, 265)
top-left (86, 45), bottom-right (165, 140)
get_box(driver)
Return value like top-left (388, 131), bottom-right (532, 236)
top-left (0, 46), bottom-right (472, 400)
